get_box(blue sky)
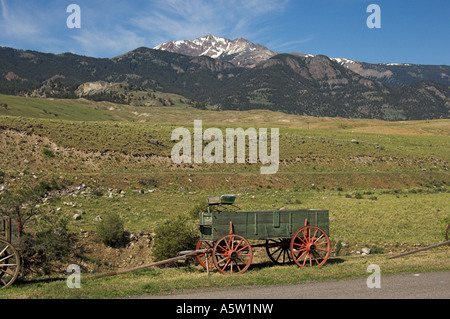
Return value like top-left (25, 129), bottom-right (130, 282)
top-left (0, 0), bottom-right (448, 65)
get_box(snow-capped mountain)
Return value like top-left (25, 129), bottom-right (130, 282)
top-left (154, 34), bottom-right (277, 68)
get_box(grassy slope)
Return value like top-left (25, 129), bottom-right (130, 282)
top-left (0, 95), bottom-right (449, 298)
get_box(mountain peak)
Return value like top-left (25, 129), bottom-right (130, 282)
top-left (154, 35), bottom-right (277, 67)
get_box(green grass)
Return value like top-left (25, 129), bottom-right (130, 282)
top-left (0, 94), bottom-right (120, 121)
top-left (0, 92), bottom-right (200, 122)
top-left (52, 186), bottom-right (450, 245)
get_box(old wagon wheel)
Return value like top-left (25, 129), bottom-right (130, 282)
top-left (212, 234), bottom-right (252, 274)
top-left (265, 238), bottom-right (292, 264)
top-left (0, 238), bottom-right (21, 289)
top-left (290, 225), bottom-right (331, 268)
top-left (195, 240), bottom-right (214, 270)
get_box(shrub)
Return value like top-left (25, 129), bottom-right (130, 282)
top-left (91, 188), bottom-right (105, 197)
top-left (354, 193), bottom-right (363, 199)
top-left (152, 215), bottom-right (198, 262)
top-left (139, 177), bottom-right (158, 189)
top-left (20, 211), bottom-right (71, 275)
top-left (42, 148), bottom-right (55, 158)
top-left (96, 212), bottom-right (125, 247)
top-left (187, 200), bottom-right (209, 220)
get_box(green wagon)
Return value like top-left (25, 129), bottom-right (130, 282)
top-left (195, 195), bottom-right (331, 274)
top-left (0, 216), bottom-right (21, 288)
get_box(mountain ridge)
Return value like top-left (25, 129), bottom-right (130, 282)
top-left (0, 43), bottom-right (449, 121)
top-left (154, 35), bottom-right (450, 87)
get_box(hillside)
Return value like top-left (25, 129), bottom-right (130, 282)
top-left (0, 95), bottom-right (448, 187)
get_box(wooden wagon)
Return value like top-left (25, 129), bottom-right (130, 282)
top-left (0, 216), bottom-right (21, 288)
top-left (195, 195), bottom-right (331, 274)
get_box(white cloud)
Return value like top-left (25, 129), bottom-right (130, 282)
top-left (131, 0), bottom-right (290, 46)
top-left (1, 0), bottom-right (7, 19)
top-left (0, 0), bottom-right (41, 39)
top-left (71, 27), bottom-right (146, 57)
top-left (270, 35), bottom-right (315, 51)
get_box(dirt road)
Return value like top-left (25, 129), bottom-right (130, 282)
top-left (136, 271), bottom-right (450, 299)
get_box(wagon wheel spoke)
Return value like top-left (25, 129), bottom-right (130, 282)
top-left (236, 256), bottom-right (251, 270)
top-left (290, 226), bottom-right (330, 268)
top-left (0, 254), bottom-right (16, 263)
top-left (195, 240), bottom-right (215, 270)
top-left (220, 258), bottom-right (232, 272)
top-left (314, 240), bottom-right (328, 247)
top-left (295, 250), bottom-right (309, 264)
top-left (265, 238), bottom-right (293, 264)
top-left (312, 234), bottom-right (325, 244)
top-left (213, 234), bottom-right (252, 275)
top-left (273, 246), bottom-right (284, 261)
top-left (311, 251), bottom-right (323, 265)
top-left (235, 244), bottom-right (250, 253)
top-left (0, 239), bottom-right (21, 289)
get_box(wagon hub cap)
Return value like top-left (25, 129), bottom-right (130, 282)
top-left (229, 251), bottom-right (238, 260)
top-left (307, 243), bottom-right (316, 252)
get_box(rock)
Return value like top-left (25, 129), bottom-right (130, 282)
top-left (362, 247), bottom-right (371, 255)
top-left (93, 216), bottom-right (103, 222)
top-left (73, 214), bottom-right (82, 220)
top-left (351, 139), bottom-right (359, 144)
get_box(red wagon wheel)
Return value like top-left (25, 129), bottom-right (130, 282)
top-left (290, 225), bottom-right (330, 268)
top-left (195, 240), bottom-right (214, 270)
top-left (265, 238), bottom-right (292, 264)
top-left (212, 234), bottom-right (252, 274)
top-left (0, 238), bottom-right (21, 289)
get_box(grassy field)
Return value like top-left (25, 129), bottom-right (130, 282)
top-left (0, 95), bottom-right (449, 298)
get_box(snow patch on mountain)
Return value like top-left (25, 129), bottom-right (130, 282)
top-left (154, 35), bottom-right (277, 67)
